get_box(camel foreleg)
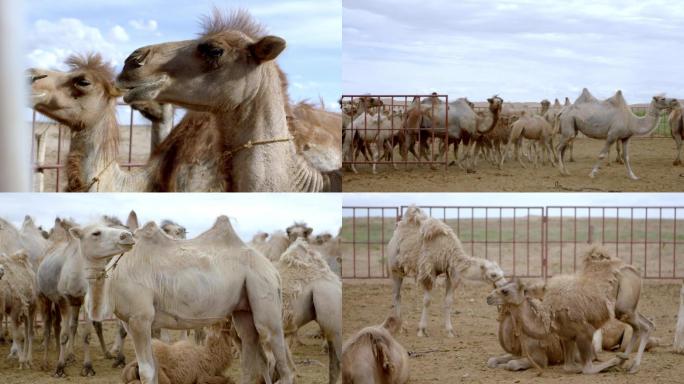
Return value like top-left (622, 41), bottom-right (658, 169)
top-left (417, 288), bottom-right (432, 337)
top-left (443, 277), bottom-right (458, 337)
top-left (589, 138), bottom-right (616, 178)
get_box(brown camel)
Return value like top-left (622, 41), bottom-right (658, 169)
top-left (668, 100), bottom-right (683, 165)
top-left (116, 9), bottom-right (341, 191)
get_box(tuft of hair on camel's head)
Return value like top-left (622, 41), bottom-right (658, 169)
top-left (65, 53), bottom-right (121, 98)
top-left (102, 215), bottom-right (127, 229)
top-left (401, 205), bottom-right (427, 226)
top-left (581, 244), bottom-right (621, 269)
top-left (286, 221), bottom-right (313, 242)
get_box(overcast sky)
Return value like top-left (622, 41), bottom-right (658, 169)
top-left (23, 0), bottom-right (341, 111)
top-left (342, 193), bottom-right (684, 218)
top-left (343, 0), bottom-right (684, 102)
top-left (0, 193), bottom-right (341, 241)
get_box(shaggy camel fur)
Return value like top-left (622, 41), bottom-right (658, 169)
top-left (668, 100), bottom-right (683, 165)
top-left (341, 315), bottom-right (409, 384)
top-left (416, 217), bottom-right (506, 337)
top-left (37, 216), bottom-right (131, 377)
top-left (675, 280), bottom-right (684, 353)
top-left (557, 89), bottom-right (677, 179)
top-left (277, 239), bottom-right (342, 384)
top-left (90, 216), bottom-right (293, 384)
top-left (499, 111), bottom-right (556, 169)
top-left (30, 54), bottom-right (228, 192)
top-left (0, 250), bottom-right (37, 369)
top-left (248, 231), bottom-right (290, 262)
top-left (121, 320), bottom-right (235, 384)
top-left (117, 9), bottom-right (341, 192)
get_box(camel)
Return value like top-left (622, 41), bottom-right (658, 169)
top-left (276, 238), bottom-right (342, 384)
top-left (499, 110), bottom-right (556, 169)
top-left (342, 97), bottom-right (392, 174)
top-left (0, 250), bottom-right (37, 369)
top-left (557, 89), bottom-right (677, 179)
top-left (311, 232), bottom-right (342, 276)
top-left (30, 53), bottom-right (229, 192)
top-left (248, 230), bottom-right (289, 262)
top-left (341, 315), bottom-right (409, 384)
top-left (121, 320), bottom-right (235, 384)
top-left (128, 101), bottom-right (174, 152)
top-left (348, 107), bottom-right (405, 174)
top-left (159, 220), bottom-right (187, 239)
top-left (668, 100), bottom-right (683, 165)
top-left (116, 9), bottom-right (341, 192)
top-left (36, 216), bottom-right (129, 377)
top-left (416, 217), bottom-right (506, 337)
top-left (424, 95), bottom-right (503, 172)
top-left (88, 216), bottom-right (293, 384)
top-left (19, 215), bottom-right (49, 271)
top-left (675, 280), bottom-right (684, 353)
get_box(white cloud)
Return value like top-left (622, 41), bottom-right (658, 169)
top-left (109, 25), bottom-right (129, 42)
top-left (129, 19), bottom-right (158, 31)
top-left (26, 18), bottom-right (122, 69)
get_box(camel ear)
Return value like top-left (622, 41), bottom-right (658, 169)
top-left (382, 314), bottom-right (401, 335)
top-left (250, 35), bottom-right (286, 63)
top-left (487, 98), bottom-right (493, 103)
top-left (127, 210), bottom-right (139, 231)
top-left (69, 227), bottom-right (84, 240)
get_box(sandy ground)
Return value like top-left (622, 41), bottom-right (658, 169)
top-left (0, 321), bottom-right (328, 383)
top-left (343, 279), bottom-right (684, 384)
top-left (342, 137), bottom-right (684, 192)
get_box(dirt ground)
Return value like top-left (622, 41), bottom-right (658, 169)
top-left (0, 321), bottom-right (328, 384)
top-left (343, 279), bottom-right (684, 384)
top-left (343, 137), bottom-right (684, 192)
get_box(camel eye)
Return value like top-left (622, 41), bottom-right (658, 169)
top-left (502, 289), bottom-right (509, 295)
top-left (74, 78), bottom-right (91, 87)
top-left (92, 231), bottom-right (101, 237)
top-left (198, 43), bottom-right (224, 59)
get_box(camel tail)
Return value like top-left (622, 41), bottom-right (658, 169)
top-left (369, 333), bottom-right (395, 375)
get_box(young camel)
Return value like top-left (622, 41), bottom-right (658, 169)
top-left (248, 231), bottom-right (290, 262)
top-left (116, 9), bottom-right (341, 192)
top-left (499, 111), bottom-right (556, 169)
top-left (668, 100), bottom-right (683, 165)
top-left (416, 217), bottom-right (507, 337)
top-left (87, 217), bottom-right (293, 384)
top-left (0, 250), bottom-right (37, 369)
top-left (557, 89), bottom-right (677, 179)
top-left (341, 315), bottom-right (409, 384)
top-left (121, 320), bottom-right (235, 384)
top-left (277, 239), bottom-right (342, 384)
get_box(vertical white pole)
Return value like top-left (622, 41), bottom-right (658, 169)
top-left (675, 280), bottom-right (684, 354)
top-left (0, 1), bottom-right (30, 192)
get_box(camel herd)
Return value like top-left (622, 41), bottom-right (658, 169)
top-left (29, 9), bottom-right (342, 192)
top-left (342, 90), bottom-right (682, 180)
top-left (342, 206), bottom-right (684, 383)
top-left (0, 212), bottom-right (342, 384)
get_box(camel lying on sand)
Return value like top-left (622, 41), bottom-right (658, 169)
top-left (342, 315), bottom-right (409, 384)
top-left (116, 9), bottom-right (341, 192)
top-left (0, 250), bottom-right (37, 369)
top-left (121, 320), bottom-right (235, 384)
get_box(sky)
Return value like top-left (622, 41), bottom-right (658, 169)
top-left (343, 0), bottom-right (684, 103)
top-left (342, 193), bottom-right (684, 218)
top-left (0, 193), bottom-right (341, 240)
top-left (22, 0), bottom-right (341, 111)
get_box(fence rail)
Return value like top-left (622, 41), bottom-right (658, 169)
top-left (342, 205), bottom-right (684, 280)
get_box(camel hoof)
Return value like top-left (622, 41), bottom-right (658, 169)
top-left (466, 168), bottom-right (476, 174)
top-left (81, 363), bottom-right (96, 377)
top-left (53, 363), bottom-right (67, 378)
top-left (112, 355), bottom-right (126, 368)
top-left (627, 361), bottom-right (640, 374)
top-left (486, 358), bottom-right (498, 369)
top-left (446, 330), bottom-right (455, 338)
top-left (104, 351), bottom-right (114, 360)
top-left (417, 329), bottom-right (428, 338)
top-left (589, 171), bottom-right (597, 179)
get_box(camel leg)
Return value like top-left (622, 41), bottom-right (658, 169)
top-left (516, 139), bottom-right (527, 168)
top-left (578, 331), bottom-right (621, 374)
top-left (592, 329), bottom-right (603, 356)
top-left (67, 303), bottom-right (81, 364)
top-left (80, 320), bottom-right (96, 376)
top-left (391, 274), bottom-right (404, 320)
top-left (93, 321), bottom-right (113, 359)
top-left (128, 317), bottom-right (158, 384)
top-left (568, 141), bottom-right (575, 162)
top-left (557, 135), bottom-right (573, 175)
top-left (673, 129), bottom-right (683, 165)
top-left (111, 321), bottom-right (128, 368)
top-left (417, 288), bottom-right (431, 337)
top-left (233, 311), bottom-right (272, 384)
top-left (615, 140), bottom-right (624, 164)
top-left (41, 303), bottom-right (53, 370)
top-left (620, 138), bottom-right (639, 180)
top-left (443, 277), bottom-right (458, 337)
top-left (589, 138), bottom-right (615, 178)
top-left (618, 312), bottom-right (654, 374)
top-left (561, 339), bottom-right (581, 373)
top-left (486, 353), bottom-right (515, 368)
top-left (8, 311), bottom-right (24, 362)
top-left (505, 357), bottom-right (533, 371)
top-left (370, 141), bottom-right (379, 175)
top-left (21, 306), bottom-right (35, 369)
top-left (54, 301), bottom-right (71, 377)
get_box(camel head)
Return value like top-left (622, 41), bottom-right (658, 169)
top-left (401, 205), bottom-right (427, 225)
top-left (21, 215), bottom-right (42, 235)
top-left (116, 9), bottom-right (286, 112)
top-left (486, 278), bottom-right (525, 306)
top-left (313, 233), bottom-right (333, 245)
top-left (30, 53), bottom-right (121, 130)
top-left (160, 219), bottom-right (187, 239)
top-left (69, 222), bottom-right (135, 261)
top-left (477, 258), bottom-right (506, 287)
top-left (286, 222), bottom-right (313, 242)
top-left (540, 99), bottom-right (550, 114)
top-left (651, 95), bottom-right (679, 112)
top-left (486, 95), bottom-right (504, 114)
top-left (252, 231), bottom-right (269, 243)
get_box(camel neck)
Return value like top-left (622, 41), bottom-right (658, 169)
top-left (510, 298), bottom-right (549, 340)
top-left (216, 65), bottom-right (298, 191)
top-left (478, 106), bottom-right (500, 134)
top-left (633, 101), bottom-right (661, 136)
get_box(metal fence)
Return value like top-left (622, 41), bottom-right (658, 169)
top-left (341, 94), bottom-right (450, 172)
top-left (30, 102), bottom-right (163, 192)
top-left (341, 205), bottom-right (684, 280)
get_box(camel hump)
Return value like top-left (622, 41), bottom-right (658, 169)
top-left (575, 88), bottom-right (597, 104)
top-left (137, 221), bottom-right (161, 238)
top-left (606, 90), bottom-right (628, 108)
